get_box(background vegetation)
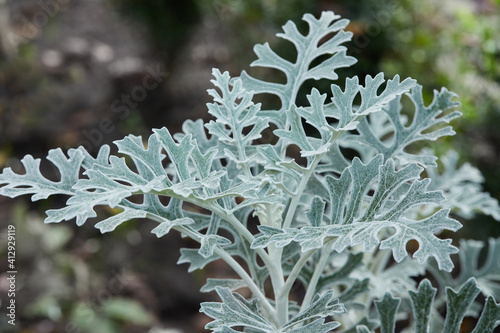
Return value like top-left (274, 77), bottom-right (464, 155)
top-left (0, 0), bottom-right (498, 332)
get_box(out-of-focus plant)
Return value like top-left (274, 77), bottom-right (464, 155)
top-left (1, 11), bottom-right (500, 332)
top-left (378, 0), bottom-right (500, 123)
top-left (0, 204), bottom-right (154, 333)
top-left (351, 0), bottom-right (500, 238)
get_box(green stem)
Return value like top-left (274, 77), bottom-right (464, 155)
top-left (146, 212), bottom-right (280, 325)
top-left (368, 248), bottom-right (392, 275)
top-left (268, 244), bottom-right (288, 325)
top-left (279, 249), bottom-right (316, 299)
top-left (215, 209), bottom-right (287, 317)
top-left (272, 131), bottom-right (345, 322)
top-left (300, 245), bottom-right (332, 312)
top-left (282, 130), bottom-right (344, 231)
top-left (148, 183), bottom-right (284, 325)
top-left (214, 246), bottom-right (280, 326)
top-left (214, 207), bottom-right (274, 269)
top-left (146, 190), bottom-right (273, 270)
top-left (282, 164), bottom-right (316, 230)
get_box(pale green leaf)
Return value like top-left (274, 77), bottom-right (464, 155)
top-left (346, 86), bottom-right (461, 167)
top-left (307, 196), bottom-right (326, 227)
top-left (442, 278), bottom-right (481, 333)
top-left (201, 287), bottom-right (276, 332)
top-left (240, 12), bottom-right (356, 118)
top-left (151, 217), bottom-right (194, 237)
top-left (409, 279), bottom-right (437, 333)
top-left (114, 134), bottom-right (168, 180)
top-left (374, 293), bottom-right (401, 333)
top-left (428, 238), bottom-right (500, 309)
top-left (284, 318), bottom-right (340, 333)
top-left (199, 235), bottom-right (232, 259)
top-left (178, 248), bottom-right (219, 273)
top-left (0, 149), bottom-right (84, 200)
top-left (426, 150), bottom-right (500, 221)
top-left (201, 279), bottom-right (247, 293)
top-left (95, 208), bottom-right (148, 233)
top-left (327, 74), bottom-right (416, 130)
top-left (205, 69), bottom-right (268, 168)
top-left (280, 291), bottom-right (344, 331)
top-left (154, 127), bottom-right (194, 181)
top-left (257, 155), bottom-right (460, 271)
top-left (471, 296), bottom-right (500, 333)
top-left (356, 326), bottom-right (372, 333)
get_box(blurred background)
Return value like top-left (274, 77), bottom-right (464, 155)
top-left (0, 0), bottom-right (499, 332)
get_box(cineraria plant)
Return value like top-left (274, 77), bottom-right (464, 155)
top-left (1, 11), bottom-right (500, 333)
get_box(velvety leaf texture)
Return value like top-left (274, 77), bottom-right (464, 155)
top-left (427, 237), bottom-right (500, 315)
top-left (426, 150), bottom-right (500, 221)
top-left (0, 149), bottom-right (84, 200)
top-left (341, 86), bottom-right (461, 167)
top-left (253, 155), bottom-right (461, 271)
top-left (240, 12), bottom-right (356, 124)
top-left (201, 287), bottom-right (276, 332)
top-left (374, 293), bottom-right (401, 333)
top-left (370, 279), bottom-right (499, 333)
top-left (409, 279), bottom-right (437, 333)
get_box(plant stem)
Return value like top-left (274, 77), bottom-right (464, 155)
top-left (268, 244), bottom-right (288, 325)
top-left (282, 130), bottom-right (344, 231)
top-left (146, 190), bottom-right (284, 324)
top-left (300, 245), bottom-right (332, 312)
top-left (215, 204), bottom-right (288, 320)
top-left (279, 249), bottom-right (316, 299)
top-left (282, 178), bottom-right (309, 230)
top-left (149, 192), bottom-right (274, 270)
top-left (177, 222), bottom-right (280, 325)
top-left (273, 131), bottom-right (345, 322)
top-left (214, 246), bottom-right (280, 326)
top-left (368, 248), bottom-right (392, 275)
top-left (214, 207), bottom-right (274, 269)
top-left (144, 211), bottom-right (279, 324)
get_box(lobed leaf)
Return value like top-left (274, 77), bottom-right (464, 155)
top-left (0, 148), bottom-right (84, 200)
top-left (280, 291), bottom-right (344, 331)
top-left (205, 69), bottom-right (268, 169)
top-left (254, 155), bottom-right (461, 271)
top-left (426, 150), bottom-right (500, 221)
top-left (442, 278), bottom-right (481, 333)
top-left (201, 287), bottom-right (276, 332)
top-left (370, 279), bottom-right (499, 333)
top-left (95, 208), bottom-right (148, 233)
top-left (343, 86), bottom-right (461, 167)
top-left (409, 279), bottom-right (437, 333)
top-left (326, 74), bottom-right (416, 130)
top-left (240, 11), bottom-right (356, 121)
top-left (427, 237), bottom-right (500, 306)
top-left (374, 293), bottom-right (401, 333)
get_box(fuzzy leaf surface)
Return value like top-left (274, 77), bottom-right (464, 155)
top-left (374, 293), bottom-right (401, 333)
top-left (201, 287), bottom-right (276, 332)
top-left (0, 149), bottom-right (84, 200)
top-left (253, 155), bottom-right (461, 271)
top-left (240, 11), bottom-right (356, 121)
top-left (343, 86), bottom-right (461, 167)
top-left (426, 150), bottom-right (500, 221)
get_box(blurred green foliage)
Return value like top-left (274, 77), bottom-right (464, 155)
top-left (373, 0), bottom-right (500, 227)
top-left (379, 0), bottom-right (500, 124)
top-left (0, 204), bottom-right (155, 332)
top-left (111, 0), bottom-right (200, 55)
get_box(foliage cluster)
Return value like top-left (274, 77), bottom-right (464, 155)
top-left (1, 11), bottom-right (500, 332)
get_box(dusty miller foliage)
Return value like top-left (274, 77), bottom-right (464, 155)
top-left (1, 11), bottom-right (500, 333)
